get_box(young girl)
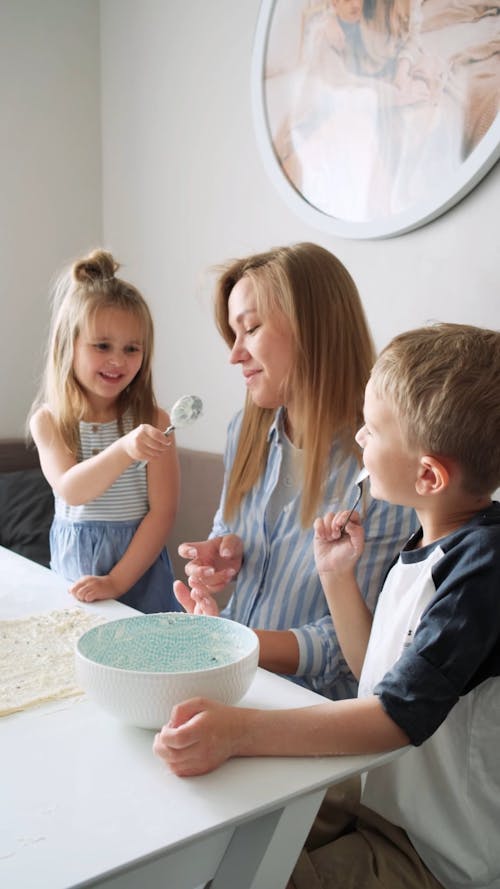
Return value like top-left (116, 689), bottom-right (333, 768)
top-left (29, 248), bottom-right (181, 614)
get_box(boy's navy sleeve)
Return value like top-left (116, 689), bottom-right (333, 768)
top-left (374, 526), bottom-right (500, 746)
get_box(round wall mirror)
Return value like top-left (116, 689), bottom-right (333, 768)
top-left (252, 0), bottom-right (500, 239)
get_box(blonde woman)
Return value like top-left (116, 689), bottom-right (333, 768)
top-left (29, 249), bottom-right (180, 613)
top-left (175, 242), bottom-right (416, 698)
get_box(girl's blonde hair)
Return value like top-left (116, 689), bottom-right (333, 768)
top-left (214, 242), bottom-right (375, 527)
top-left (30, 249), bottom-right (157, 455)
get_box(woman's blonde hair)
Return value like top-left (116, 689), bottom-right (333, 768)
top-left (370, 322), bottom-right (500, 496)
top-left (214, 242), bottom-right (375, 526)
top-left (30, 249), bottom-right (157, 455)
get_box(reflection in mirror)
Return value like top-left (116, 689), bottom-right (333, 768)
top-left (252, 0), bottom-right (500, 238)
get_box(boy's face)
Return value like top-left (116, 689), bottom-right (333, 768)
top-left (356, 379), bottom-right (420, 506)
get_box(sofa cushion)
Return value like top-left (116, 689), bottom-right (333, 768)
top-left (0, 442), bottom-right (224, 576)
top-left (0, 468), bottom-right (54, 567)
top-left (169, 448), bottom-right (225, 582)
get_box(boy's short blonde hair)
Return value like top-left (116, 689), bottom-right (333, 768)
top-left (370, 323), bottom-right (500, 496)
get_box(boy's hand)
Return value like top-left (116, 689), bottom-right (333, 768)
top-left (153, 697), bottom-right (242, 776)
top-left (313, 510), bottom-right (365, 576)
top-left (69, 574), bottom-right (120, 602)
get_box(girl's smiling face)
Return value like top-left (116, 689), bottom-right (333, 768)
top-left (227, 277), bottom-right (295, 414)
top-left (73, 307), bottom-right (144, 413)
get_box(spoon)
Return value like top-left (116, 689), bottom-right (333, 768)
top-left (138, 395), bottom-right (203, 467)
top-left (163, 394), bottom-right (203, 437)
top-left (339, 466), bottom-right (369, 533)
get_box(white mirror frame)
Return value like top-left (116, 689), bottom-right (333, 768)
top-left (251, 0), bottom-right (500, 240)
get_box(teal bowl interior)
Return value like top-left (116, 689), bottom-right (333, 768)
top-left (77, 613), bottom-right (256, 674)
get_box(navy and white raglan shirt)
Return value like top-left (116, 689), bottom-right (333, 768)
top-left (359, 502), bottom-right (500, 889)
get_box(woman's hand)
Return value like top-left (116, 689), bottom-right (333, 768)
top-left (174, 535), bottom-right (243, 615)
top-left (179, 534), bottom-right (242, 591)
top-left (173, 579), bottom-right (220, 616)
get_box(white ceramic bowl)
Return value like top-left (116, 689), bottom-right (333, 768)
top-left (75, 612), bottom-right (259, 730)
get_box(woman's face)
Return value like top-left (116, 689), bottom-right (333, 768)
top-left (227, 277), bottom-right (295, 411)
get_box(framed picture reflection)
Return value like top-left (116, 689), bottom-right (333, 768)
top-left (252, 0), bottom-right (500, 238)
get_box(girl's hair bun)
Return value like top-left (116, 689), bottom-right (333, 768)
top-left (72, 249), bottom-right (119, 285)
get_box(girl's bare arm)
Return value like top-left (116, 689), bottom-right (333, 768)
top-left (30, 405), bottom-right (172, 505)
top-left (108, 408), bottom-right (180, 593)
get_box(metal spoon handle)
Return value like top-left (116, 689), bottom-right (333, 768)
top-left (339, 486), bottom-right (363, 533)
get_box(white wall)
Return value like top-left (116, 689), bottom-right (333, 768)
top-left (100, 0), bottom-right (500, 454)
top-left (0, 0), bottom-right (102, 436)
top-left (1, 0), bottom-right (498, 453)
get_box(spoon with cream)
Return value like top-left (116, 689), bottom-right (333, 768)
top-left (163, 394), bottom-right (203, 437)
top-left (339, 466), bottom-right (369, 533)
top-left (138, 394), bottom-right (203, 467)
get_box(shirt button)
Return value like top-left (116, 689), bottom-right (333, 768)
top-left (92, 449), bottom-right (99, 456)
top-left (92, 425), bottom-right (99, 433)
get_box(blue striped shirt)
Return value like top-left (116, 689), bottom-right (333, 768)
top-left (214, 409), bottom-right (417, 699)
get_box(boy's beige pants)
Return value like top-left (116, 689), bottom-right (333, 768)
top-left (288, 777), bottom-right (445, 889)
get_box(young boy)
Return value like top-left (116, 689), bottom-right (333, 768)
top-left (154, 323), bottom-right (500, 889)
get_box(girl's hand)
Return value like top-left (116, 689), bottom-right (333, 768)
top-left (69, 574), bottom-right (121, 602)
top-left (121, 423), bottom-right (172, 462)
top-left (153, 698), bottom-right (243, 776)
top-left (178, 535), bottom-right (242, 595)
top-left (313, 510), bottom-right (364, 577)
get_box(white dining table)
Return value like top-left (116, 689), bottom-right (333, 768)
top-left (0, 546), bottom-right (404, 889)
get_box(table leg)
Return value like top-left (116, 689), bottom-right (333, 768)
top-left (210, 788), bottom-right (326, 889)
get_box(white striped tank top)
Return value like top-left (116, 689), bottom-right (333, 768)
top-left (54, 415), bottom-right (149, 522)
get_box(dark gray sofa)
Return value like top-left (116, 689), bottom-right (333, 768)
top-left (0, 440), bottom-right (224, 581)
